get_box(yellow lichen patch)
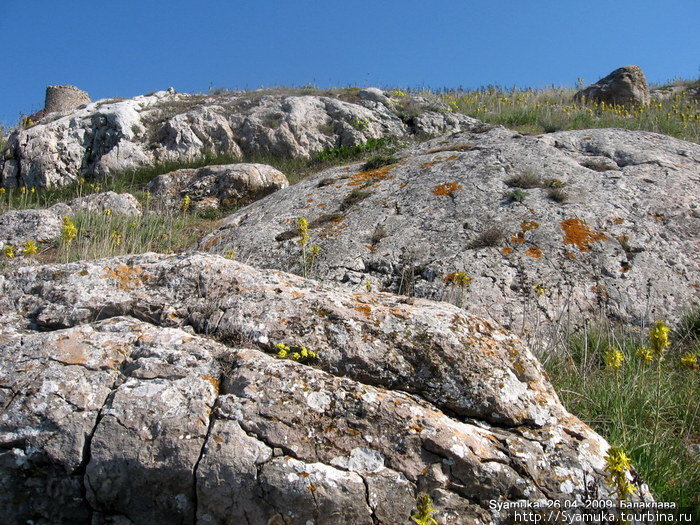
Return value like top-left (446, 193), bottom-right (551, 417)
top-left (355, 305), bottom-right (372, 317)
top-left (445, 154), bottom-right (459, 161)
top-left (291, 291), bottom-right (305, 298)
top-left (202, 374), bottom-right (220, 393)
top-left (348, 164), bottom-right (396, 187)
top-left (520, 221), bottom-right (539, 231)
top-left (432, 182), bottom-right (463, 196)
top-left (203, 236), bottom-right (221, 249)
top-left (561, 218), bottom-right (608, 251)
top-left (102, 265), bottom-right (143, 290)
top-left (501, 247), bottom-right (513, 255)
top-left (421, 159), bottom-right (442, 169)
top-left (525, 246), bottom-right (542, 258)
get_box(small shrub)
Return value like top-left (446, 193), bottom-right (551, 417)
top-left (362, 154), bottom-right (399, 171)
top-left (370, 224), bottom-right (388, 245)
top-left (339, 189), bottom-right (372, 211)
top-left (506, 189), bottom-right (528, 203)
top-left (469, 225), bottom-right (505, 248)
top-left (505, 170), bottom-right (543, 189)
top-left (547, 186), bottom-right (569, 203)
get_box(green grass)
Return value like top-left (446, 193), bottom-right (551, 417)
top-left (438, 84), bottom-right (699, 142)
top-left (541, 313), bottom-right (700, 516)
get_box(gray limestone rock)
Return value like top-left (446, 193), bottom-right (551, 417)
top-left (198, 126), bottom-right (700, 335)
top-left (146, 163), bottom-right (289, 211)
top-left (1, 90), bottom-right (480, 189)
top-left (0, 253), bottom-right (652, 523)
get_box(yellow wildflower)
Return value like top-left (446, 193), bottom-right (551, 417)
top-left (110, 230), bottom-right (122, 247)
top-left (649, 320), bottom-right (670, 359)
top-left (61, 217), bottom-right (78, 244)
top-left (604, 446), bottom-right (637, 501)
top-left (604, 348), bottom-right (625, 372)
top-left (181, 195), bottom-right (191, 212)
top-left (680, 352), bottom-right (698, 371)
top-left (224, 250), bottom-right (236, 260)
top-left (22, 240), bottom-right (38, 256)
top-left (3, 245), bottom-right (15, 258)
top-left (636, 346), bottom-right (654, 366)
top-left (105, 208), bottom-right (112, 216)
top-left (296, 217), bottom-right (309, 246)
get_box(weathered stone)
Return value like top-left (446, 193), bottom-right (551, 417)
top-left (199, 126), bottom-right (700, 336)
top-left (0, 253), bottom-right (652, 523)
top-left (146, 163), bottom-right (288, 211)
top-left (44, 85), bottom-right (91, 114)
top-left (1, 90), bottom-right (480, 189)
top-left (68, 191), bottom-right (142, 216)
top-left (574, 65), bottom-right (651, 106)
top-left (0, 203), bottom-right (70, 247)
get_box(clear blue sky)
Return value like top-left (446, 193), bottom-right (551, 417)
top-left (1, 0), bottom-right (698, 126)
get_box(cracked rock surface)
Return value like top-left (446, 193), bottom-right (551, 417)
top-left (0, 253), bottom-right (651, 524)
top-left (199, 126), bottom-right (700, 334)
top-left (1, 88), bottom-right (478, 189)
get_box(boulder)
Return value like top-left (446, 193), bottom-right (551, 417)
top-left (68, 190), bottom-right (142, 216)
top-left (574, 65), bottom-right (651, 106)
top-left (0, 192), bottom-right (141, 249)
top-left (146, 163), bottom-right (288, 211)
top-left (1, 89), bottom-right (479, 189)
top-left (199, 126), bottom-right (700, 336)
top-left (0, 252), bottom-right (651, 523)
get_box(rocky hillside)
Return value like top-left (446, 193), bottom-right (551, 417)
top-left (0, 81), bottom-right (696, 523)
top-left (0, 87), bottom-right (475, 188)
top-left (200, 126), bottom-right (700, 335)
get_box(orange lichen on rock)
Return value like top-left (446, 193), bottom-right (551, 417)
top-left (511, 232), bottom-right (525, 244)
top-left (613, 217), bottom-right (624, 225)
top-left (365, 244), bottom-right (376, 251)
top-left (525, 246), bottom-right (542, 258)
top-left (621, 263), bottom-right (632, 273)
top-left (561, 218), bottom-right (608, 251)
top-left (203, 236), bottom-right (221, 249)
top-left (520, 221), bottom-right (539, 231)
top-left (432, 182), bottom-right (462, 196)
top-left (202, 374), bottom-right (220, 393)
top-left (348, 164), bottom-right (396, 187)
top-left (102, 265), bottom-right (143, 290)
top-left (563, 251), bottom-right (577, 260)
top-left (354, 305), bottom-right (372, 317)
top-left (502, 247), bottom-right (513, 255)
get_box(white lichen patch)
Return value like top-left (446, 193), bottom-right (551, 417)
top-left (305, 390), bottom-right (332, 413)
top-left (340, 447), bottom-right (385, 474)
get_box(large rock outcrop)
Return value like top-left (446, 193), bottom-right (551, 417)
top-left (146, 163), bottom-right (289, 211)
top-left (0, 253), bottom-right (650, 524)
top-left (1, 88), bottom-right (478, 189)
top-left (574, 65), bottom-right (651, 106)
top-left (199, 126), bottom-right (700, 335)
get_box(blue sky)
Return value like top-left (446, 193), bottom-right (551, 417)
top-left (1, 0), bottom-right (698, 126)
